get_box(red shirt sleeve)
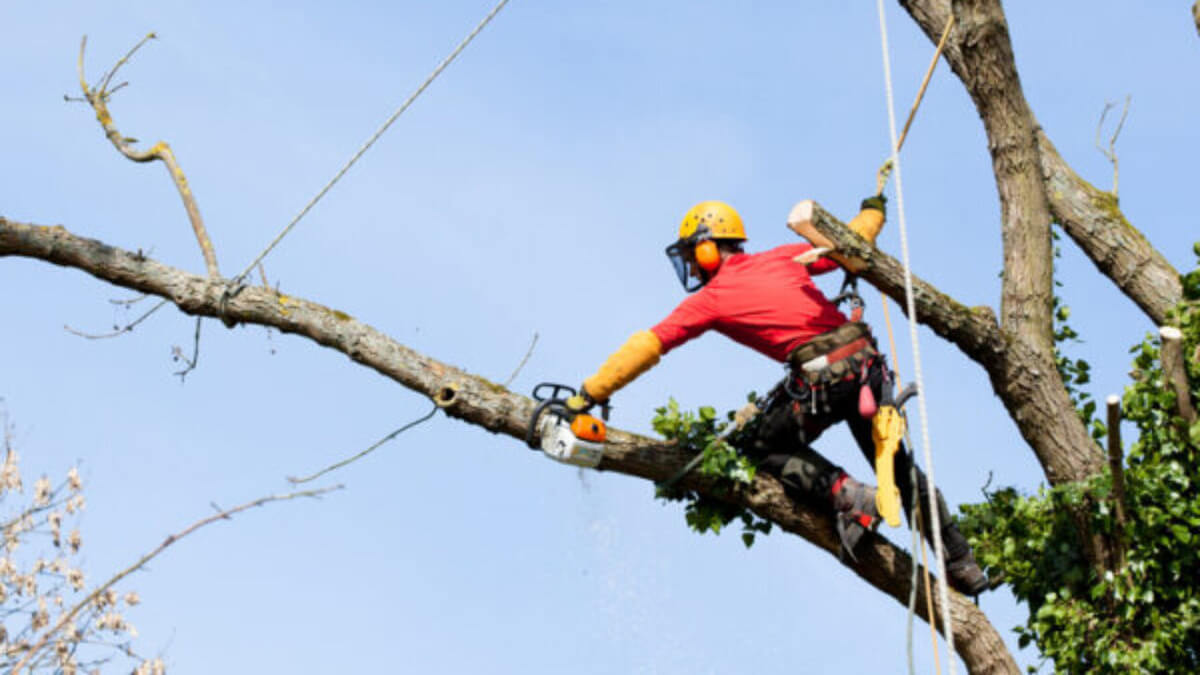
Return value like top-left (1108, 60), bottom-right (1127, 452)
top-left (777, 242), bottom-right (840, 275)
top-left (650, 290), bottom-right (718, 355)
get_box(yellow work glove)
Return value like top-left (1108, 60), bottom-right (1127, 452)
top-left (582, 330), bottom-right (663, 402)
top-left (848, 194), bottom-right (886, 245)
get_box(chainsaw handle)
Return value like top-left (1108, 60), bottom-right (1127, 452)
top-left (532, 382), bottom-right (576, 403)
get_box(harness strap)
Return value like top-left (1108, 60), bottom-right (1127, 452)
top-left (799, 337), bottom-right (871, 374)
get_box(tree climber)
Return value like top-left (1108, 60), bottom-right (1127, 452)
top-left (568, 198), bottom-right (988, 595)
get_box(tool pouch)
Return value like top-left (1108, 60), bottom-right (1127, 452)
top-left (787, 322), bottom-right (877, 386)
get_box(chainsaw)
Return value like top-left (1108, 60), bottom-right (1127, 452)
top-left (524, 383), bottom-right (607, 468)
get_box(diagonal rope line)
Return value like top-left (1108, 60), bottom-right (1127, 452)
top-left (232, 0), bottom-right (513, 285)
top-left (876, 1), bottom-right (957, 672)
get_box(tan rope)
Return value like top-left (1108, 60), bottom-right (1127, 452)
top-left (232, 0), bottom-right (512, 286)
top-left (876, 15), bottom-right (955, 195)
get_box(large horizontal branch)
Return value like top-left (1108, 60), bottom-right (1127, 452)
top-left (0, 216), bottom-right (1017, 674)
top-left (901, 0), bottom-right (1181, 325)
top-left (808, 205), bottom-right (1104, 485)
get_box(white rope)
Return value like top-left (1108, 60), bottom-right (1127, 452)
top-left (875, 1), bottom-right (958, 672)
top-left (906, 447), bottom-right (921, 675)
top-left (232, 0), bottom-right (513, 285)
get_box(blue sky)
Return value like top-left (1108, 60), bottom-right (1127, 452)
top-left (2, 2), bottom-right (1196, 673)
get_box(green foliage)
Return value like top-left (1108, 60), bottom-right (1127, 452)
top-left (1052, 235), bottom-right (1106, 443)
top-left (959, 243), bottom-right (1200, 673)
top-left (652, 396), bottom-right (772, 548)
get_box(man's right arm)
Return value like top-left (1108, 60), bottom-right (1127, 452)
top-left (576, 294), bottom-right (715, 404)
top-left (580, 330), bottom-right (663, 403)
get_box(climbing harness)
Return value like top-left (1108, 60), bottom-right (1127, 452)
top-left (830, 274), bottom-right (866, 323)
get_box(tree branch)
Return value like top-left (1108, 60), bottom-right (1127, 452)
top-left (0, 216), bottom-right (1017, 674)
top-left (900, 0), bottom-right (1182, 326)
top-left (950, 0), bottom-right (1056, 349)
top-left (1036, 131), bottom-right (1182, 325)
top-left (805, 205), bottom-right (1104, 485)
top-left (1105, 394), bottom-right (1127, 579)
top-left (77, 35), bottom-right (221, 279)
top-left (1160, 326), bottom-right (1198, 424)
top-left (1093, 97), bottom-right (1129, 198)
top-left (11, 484), bottom-right (342, 675)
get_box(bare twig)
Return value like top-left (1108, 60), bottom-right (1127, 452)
top-left (1193, 2), bottom-right (1200, 39)
top-left (1160, 326), bottom-right (1197, 424)
top-left (1094, 96), bottom-right (1130, 198)
top-left (11, 484), bottom-right (343, 674)
top-left (77, 34), bottom-right (221, 278)
top-left (1105, 395), bottom-right (1128, 577)
top-left (171, 317), bottom-right (202, 380)
top-left (287, 405), bottom-right (438, 485)
top-left (108, 293), bottom-right (150, 307)
top-left (97, 32), bottom-right (156, 95)
top-left (105, 81), bottom-right (130, 98)
top-left (502, 332), bottom-right (538, 388)
top-left (64, 298), bottom-right (169, 340)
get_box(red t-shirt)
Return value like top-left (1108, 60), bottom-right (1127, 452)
top-left (650, 243), bottom-right (847, 362)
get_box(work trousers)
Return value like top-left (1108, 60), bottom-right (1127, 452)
top-left (745, 355), bottom-right (954, 538)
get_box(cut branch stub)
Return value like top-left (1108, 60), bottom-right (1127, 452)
top-left (1105, 394), bottom-right (1128, 577)
top-left (1160, 326), bottom-right (1197, 424)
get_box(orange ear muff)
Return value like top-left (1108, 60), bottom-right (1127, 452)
top-left (694, 240), bottom-right (721, 272)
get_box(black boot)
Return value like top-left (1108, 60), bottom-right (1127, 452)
top-left (942, 523), bottom-right (988, 596)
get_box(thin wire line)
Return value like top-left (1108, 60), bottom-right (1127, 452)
top-left (287, 404), bottom-right (438, 484)
top-left (232, 0), bottom-right (513, 285)
top-left (876, 0), bottom-right (957, 671)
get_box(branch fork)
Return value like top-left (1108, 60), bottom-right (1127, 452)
top-left (76, 34), bottom-right (220, 279)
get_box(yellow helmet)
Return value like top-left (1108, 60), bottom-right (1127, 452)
top-left (678, 200), bottom-right (747, 241)
top-left (666, 201), bottom-right (747, 292)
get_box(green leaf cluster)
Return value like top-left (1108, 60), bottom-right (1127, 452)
top-left (959, 243), bottom-right (1200, 673)
top-left (652, 397), bottom-right (773, 548)
top-left (1052, 235), bottom-right (1106, 443)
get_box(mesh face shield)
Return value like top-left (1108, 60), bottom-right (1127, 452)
top-left (664, 238), bottom-right (706, 293)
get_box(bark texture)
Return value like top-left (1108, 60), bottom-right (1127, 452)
top-left (0, 216), bottom-right (1019, 674)
top-left (1037, 132), bottom-right (1182, 324)
top-left (808, 206), bottom-right (1104, 484)
top-left (901, 0), bottom-right (1181, 325)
